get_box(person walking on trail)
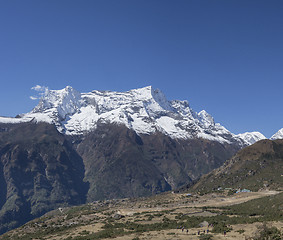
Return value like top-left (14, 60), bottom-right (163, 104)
top-left (224, 230), bottom-right (226, 236)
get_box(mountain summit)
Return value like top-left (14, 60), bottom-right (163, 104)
top-left (1, 86), bottom-right (267, 145)
top-left (271, 128), bottom-right (283, 140)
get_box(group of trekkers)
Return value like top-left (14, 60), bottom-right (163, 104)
top-left (197, 229), bottom-right (210, 235)
top-left (177, 226), bottom-right (210, 235)
top-left (177, 225), bottom-right (228, 237)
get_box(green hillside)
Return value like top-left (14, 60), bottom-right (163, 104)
top-left (191, 139), bottom-right (283, 193)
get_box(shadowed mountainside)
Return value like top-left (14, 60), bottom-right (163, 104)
top-left (0, 122), bottom-right (88, 234)
top-left (0, 122), bottom-right (240, 235)
top-left (75, 123), bottom-right (239, 201)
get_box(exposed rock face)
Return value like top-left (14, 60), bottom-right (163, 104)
top-left (0, 122), bottom-right (88, 234)
top-left (75, 123), bottom-right (239, 201)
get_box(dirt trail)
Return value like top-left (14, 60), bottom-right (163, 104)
top-left (194, 190), bottom-right (279, 207)
top-left (119, 190), bottom-right (279, 216)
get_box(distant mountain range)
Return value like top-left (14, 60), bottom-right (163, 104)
top-left (0, 86), bottom-right (282, 235)
top-left (2, 86), bottom-right (280, 144)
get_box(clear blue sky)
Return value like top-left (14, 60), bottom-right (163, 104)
top-left (0, 0), bottom-right (282, 137)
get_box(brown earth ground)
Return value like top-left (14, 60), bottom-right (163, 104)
top-left (1, 190), bottom-right (282, 240)
top-left (107, 221), bottom-right (283, 240)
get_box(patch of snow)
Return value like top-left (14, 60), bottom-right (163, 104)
top-left (0, 116), bottom-right (31, 124)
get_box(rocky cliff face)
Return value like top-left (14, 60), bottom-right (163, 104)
top-left (0, 122), bottom-right (88, 234)
top-left (74, 123), bottom-right (239, 201)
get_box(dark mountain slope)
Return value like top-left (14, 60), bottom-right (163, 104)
top-left (76, 124), bottom-right (171, 201)
top-left (0, 122), bottom-right (240, 234)
top-left (75, 123), bottom-right (239, 201)
top-left (0, 122), bottom-right (88, 234)
top-left (191, 139), bottom-right (283, 193)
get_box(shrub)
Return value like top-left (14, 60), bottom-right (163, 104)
top-left (236, 229), bottom-right (245, 234)
top-left (211, 222), bottom-right (232, 233)
top-left (199, 234), bottom-right (213, 240)
top-left (254, 224), bottom-right (282, 240)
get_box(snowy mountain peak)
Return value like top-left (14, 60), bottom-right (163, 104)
top-left (19, 86), bottom-right (231, 141)
top-left (198, 110), bottom-right (215, 128)
top-left (128, 85), bottom-right (153, 98)
top-left (270, 128), bottom-right (283, 140)
top-left (32, 86), bottom-right (81, 112)
top-left (29, 86), bottom-right (82, 126)
top-left (126, 86), bottom-right (171, 111)
top-left (0, 86), bottom-right (269, 146)
top-left (235, 132), bottom-right (266, 145)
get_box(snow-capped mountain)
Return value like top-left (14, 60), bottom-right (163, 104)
top-left (270, 128), bottom-right (283, 140)
top-left (0, 85), bottom-right (275, 234)
top-left (235, 132), bottom-right (266, 145)
top-left (0, 86), bottom-right (266, 145)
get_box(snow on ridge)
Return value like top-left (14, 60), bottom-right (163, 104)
top-left (0, 85), bottom-right (262, 145)
top-left (32, 86), bottom-right (82, 120)
top-left (235, 131), bottom-right (266, 145)
top-left (0, 116), bottom-right (31, 124)
top-left (197, 110), bottom-right (215, 128)
top-left (270, 128), bottom-right (283, 140)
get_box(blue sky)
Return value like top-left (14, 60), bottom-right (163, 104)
top-left (0, 0), bottom-right (282, 137)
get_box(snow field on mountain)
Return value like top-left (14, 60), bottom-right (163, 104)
top-left (0, 86), bottom-right (278, 145)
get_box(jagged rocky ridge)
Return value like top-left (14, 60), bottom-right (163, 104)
top-left (1, 86), bottom-right (268, 145)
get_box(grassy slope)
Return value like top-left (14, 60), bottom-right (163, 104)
top-left (191, 139), bottom-right (283, 193)
top-left (0, 191), bottom-right (281, 240)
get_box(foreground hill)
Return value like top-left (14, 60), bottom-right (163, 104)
top-left (0, 190), bottom-right (281, 240)
top-left (191, 139), bottom-right (283, 193)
